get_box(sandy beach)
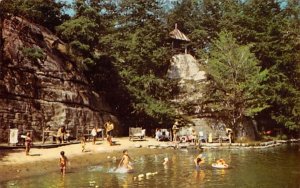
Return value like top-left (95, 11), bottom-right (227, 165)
top-left (0, 137), bottom-right (171, 183)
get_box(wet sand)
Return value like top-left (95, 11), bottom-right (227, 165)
top-left (0, 137), bottom-right (171, 183)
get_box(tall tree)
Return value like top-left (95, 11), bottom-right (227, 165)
top-left (241, 0), bottom-right (300, 131)
top-left (100, 0), bottom-right (176, 125)
top-left (202, 31), bottom-right (268, 132)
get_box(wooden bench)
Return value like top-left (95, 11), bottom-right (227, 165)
top-left (129, 127), bottom-right (146, 141)
top-left (42, 129), bottom-right (72, 144)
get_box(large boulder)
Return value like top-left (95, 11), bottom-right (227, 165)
top-left (167, 54), bottom-right (206, 110)
top-left (167, 54), bottom-right (206, 81)
top-left (0, 17), bottom-right (116, 142)
top-left (167, 54), bottom-right (257, 140)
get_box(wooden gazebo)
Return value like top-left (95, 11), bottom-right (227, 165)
top-left (169, 23), bottom-right (191, 54)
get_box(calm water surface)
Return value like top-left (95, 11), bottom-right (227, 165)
top-left (2, 144), bottom-right (300, 188)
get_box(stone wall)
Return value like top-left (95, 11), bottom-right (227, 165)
top-left (0, 17), bottom-right (116, 142)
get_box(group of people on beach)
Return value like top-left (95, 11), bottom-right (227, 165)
top-left (23, 118), bottom-right (228, 177)
top-left (24, 120), bottom-right (115, 155)
top-left (81, 120), bottom-right (115, 152)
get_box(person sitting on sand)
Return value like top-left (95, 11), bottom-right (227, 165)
top-left (155, 128), bottom-right (162, 141)
top-left (194, 154), bottom-right (204, 167)
top-left (59, 151), bottom-right (68, 176)
top-left (118, 150), bottom-right (133, 170)
top-left (25, 132), bottom-right (32, 156)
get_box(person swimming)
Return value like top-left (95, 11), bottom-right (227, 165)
top-left (194, 153), bottom-right (204, 168)
top-left (213, 158), bottom-right (229, 168)
top-left (216, 159), bottom-right (226, 165)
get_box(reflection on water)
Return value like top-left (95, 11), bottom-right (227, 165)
top-left (2, 144), bottom-right (300, 188)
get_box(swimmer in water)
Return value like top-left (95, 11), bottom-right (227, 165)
top-left (194, 153), bottom-right (204, 168)
top-left (215, 158), bottom-right (228, 167)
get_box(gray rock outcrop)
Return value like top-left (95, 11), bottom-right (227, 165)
top-left (167, 54), bottom-right (256, 140)
top-left (167, 54), bottom-right (206, 82)
top-left (0, 17), bottom-right (116, 142)
top-left (167, 54), bottom-right (206, 111)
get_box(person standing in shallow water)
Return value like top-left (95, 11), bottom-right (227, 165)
top-left (59, 151), bottom-right (68, 176)
top-left (25, 132), bottom-right (32, 156)
top-left (118, 150), bottom-right (133, 170)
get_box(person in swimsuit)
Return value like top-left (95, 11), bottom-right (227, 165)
top-left (59, 151), bottom-right (68, 176)
top-left (25, 132), bottom-right (32, 156)
top-left (118, 150), bottom-right (133, 170)
top-left (104, 121), bottom-right (114, 146)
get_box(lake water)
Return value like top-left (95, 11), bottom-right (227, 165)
top-left (2, 144), bottom-right (300, 188)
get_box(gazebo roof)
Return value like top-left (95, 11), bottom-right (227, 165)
top-left (169, 24), bottom-right (190, 42)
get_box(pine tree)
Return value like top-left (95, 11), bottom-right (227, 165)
top-left (202, 31), bottom-right (269, 132)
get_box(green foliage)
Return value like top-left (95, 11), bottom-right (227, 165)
top-left (94, 0), bottom-right (177, 125)
top-left (56, 0), bottom-right (176, 126)
top-left (3, 0), bottom-right (299, 132)
top-left (240, 0), bottom-right (300, 130)
top-left (168, 0), bottom-right (300, 131)
top-left (20, 47), bottom-right (46, 62)
top-left (203, 31), bottom-right (269, 131)
top-left (0, 0), bottom-right (68, 31)
top-left (56, 1), bottom-right (107, 68)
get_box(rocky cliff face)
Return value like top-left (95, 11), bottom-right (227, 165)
top-left (0, 17), bottom-right (116, 142)
top-left (167, 54), bottom-right (206, 112)
top-left (167, 54), bottom-right (212, 131)
top-left (167, 54), bottom-right (256, 139)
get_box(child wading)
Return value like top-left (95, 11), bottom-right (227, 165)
top-left (59, 151), bottom-right (68, 176)
top-left (118, 150), bottom-right (133, 171)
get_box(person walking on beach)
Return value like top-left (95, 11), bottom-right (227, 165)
top-left (104, 121), bottom-right (114, 146)
top-left (172, 120), bottom-right (179, 142)
top-left (118, 150), bottom-right (133, 171)
top-left (59, 151), bottom-right (68, 176)
top-left (25, 132), bottom-right (32, 156)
